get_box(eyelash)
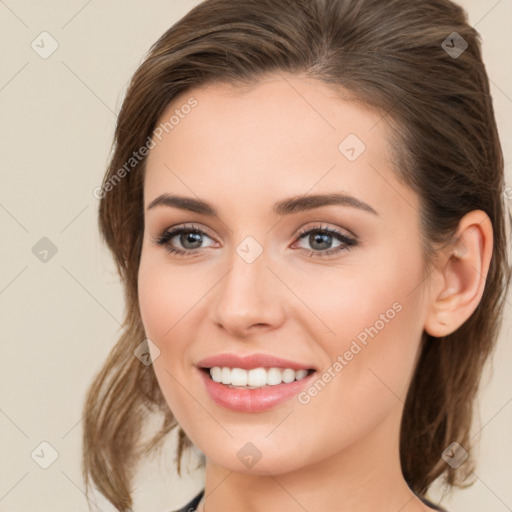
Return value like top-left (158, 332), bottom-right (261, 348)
top-left (153, 223), bottom-right (358, 258)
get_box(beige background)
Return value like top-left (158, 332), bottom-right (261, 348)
top-left (0, 1), bottom-right (511, 511)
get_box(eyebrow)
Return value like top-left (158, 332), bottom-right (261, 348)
top-left (147, 192), bottom-right (378, 216)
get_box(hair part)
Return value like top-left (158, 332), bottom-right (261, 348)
top-left (82, 0), bottom-right (511, 509)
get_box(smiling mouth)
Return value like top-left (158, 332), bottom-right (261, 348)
top-left (201, 366), bottom-right (316, 389)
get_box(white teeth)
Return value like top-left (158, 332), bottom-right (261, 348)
top-left (282, 368), bottom-right (296, 383)
top-left (247, 367), bottom-right (267, 387)
top-left (230, 367), bottom-right (247, 386)
top-left (221, 367), bottom-right (231, 384)
top-left (296, 369), bottom-right (308, 380)
top-left (267, 367), bottom-right (282, 385)
top-left (209, 367), bottom-right (310, 388)
top-left (210, 366), bottom-right (222, 382)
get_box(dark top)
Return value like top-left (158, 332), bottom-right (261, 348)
top-left (172, 489), bottom-right (449, 512)
top-left (174, 489), bottom-right (204, 511)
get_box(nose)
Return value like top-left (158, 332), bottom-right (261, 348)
top-left (210, 246), bottom-right (286, 339)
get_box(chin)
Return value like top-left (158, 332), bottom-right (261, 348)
top-left (205, 448), bottom-right (303, 475)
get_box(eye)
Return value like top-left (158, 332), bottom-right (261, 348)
top-left (153, 223), bottom-right (358, 258)
top-left (154, 223), bottom-right (217, 256)
top-left (293, 224), bottom-right (358, 258)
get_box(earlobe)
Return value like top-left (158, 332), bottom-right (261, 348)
top-left (424, 210), bottom-right (493, 338)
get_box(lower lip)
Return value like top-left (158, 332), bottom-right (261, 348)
top-left (198, 369), bottom-right (316, 413)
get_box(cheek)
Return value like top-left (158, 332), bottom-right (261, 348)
top-left (137, 253), bottom-right (197, 417)
top-left (137, 251), bottom-right (204, 341)
top-left (295, 237), bottom-right (424, 382)
top-left (138, 259), bottom-right (170, 341)
top-left (287, 249), bottom-right (424, 350)
top-left (307, 250), bottom-right (426, 418)
top-left (292, 295), bottom-right (424, 465)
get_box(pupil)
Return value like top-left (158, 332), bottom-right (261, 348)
top-left (311, 232), bottom-right (331, 250)
top-left (181, 231), bottom-right (202, 249)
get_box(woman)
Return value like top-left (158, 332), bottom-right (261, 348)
top-left (82, 0), bottom-right (511, 511)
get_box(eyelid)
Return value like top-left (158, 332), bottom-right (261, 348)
top-left (154, 221), bottom-right (358, 257)
top-left (295, 222), bottom-right (356, 240)
top-left (291, 223), bottom-right (358, 254)
top-left (157, 222), bottom-right (217, 241)
top-left (152, 222), bottom-right (218, 257)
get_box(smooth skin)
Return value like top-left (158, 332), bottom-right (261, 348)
top-left (137, 73), bottom-right (493, 512)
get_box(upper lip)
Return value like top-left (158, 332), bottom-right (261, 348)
top-left (196, 353), bottom-right (315, 371)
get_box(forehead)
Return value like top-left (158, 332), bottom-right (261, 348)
top-left (144, 74), bottom-right (418, 219)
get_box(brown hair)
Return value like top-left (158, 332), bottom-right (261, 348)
top-left (82, 0), bottom-right (511, 509)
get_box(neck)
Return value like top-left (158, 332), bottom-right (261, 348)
top-left (198, 404), bottom-right (431, 512)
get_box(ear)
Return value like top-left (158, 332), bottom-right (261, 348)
top-left (424, 210), bottom-right (494, 338)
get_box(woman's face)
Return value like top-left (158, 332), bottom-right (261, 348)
top-left (138, 74), bottom-right (430, 474)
